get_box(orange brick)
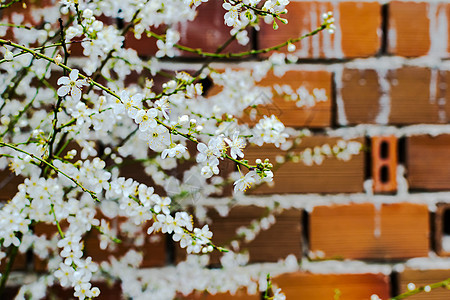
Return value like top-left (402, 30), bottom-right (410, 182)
top-left (257, 70), bottom-right (332, 128)
top-left (244, 136), bottom-right (365, 194)
top-left (371, 136), bottom-right (398, 193)
top-left (309, 203), bottom-right (429, 260)
top-left (339, 2), bottom-right (382, 57)
top-left (258, 2), bottom-right (381, 58)
top-left (388, 2), bottom-right (430, 57)
top-left (178, 206), bottom-right (302, 265)
top-left (407, 135), bottom-right (450, 190)
top-left (273, 272), bottom-right (390, 300)
top-left (397, 269), bottom-right (450, 300)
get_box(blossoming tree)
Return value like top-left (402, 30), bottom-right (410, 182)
top-left (0, 0), bottom-right (367, 299)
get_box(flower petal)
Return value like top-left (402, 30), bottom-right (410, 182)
top-left (57, 86), bottom-right (70, 97)
top-left (69, 69), bottom-right (79, 81)
top-left (57, 76), bottom-right (70, 85)
top-left (71, 87), bottom-right (81, 101)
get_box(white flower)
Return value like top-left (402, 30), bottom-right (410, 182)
top-left (273, 288), bottom-right (286, 300)
top-left (233, 170), bottom-right (257, 193)
top-left (223, 2), bottom-right (241, 27)
top-left (161, 144), bottom-right (187, 159)
top-left (225, 131), bottom-right (246, 159)
top-left (196, 137), bottom-right (225, 163)
top-left (200, 158), bottom-right (220, 178)
top-left (54, 263), bottom-right (75, 287)
top-left (153, 196), bottom-right (171, 215)
top-left (134, 108), bottom-right (158, 132)
top-left (57, 69), bottom-right (87, 101)
top-left (154, 96), bottom-right (170, 119)
top-left (141, 125), bottom-right (171, 151)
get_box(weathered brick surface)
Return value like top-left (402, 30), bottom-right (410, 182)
top-left (309, 203), bottom-right (429, 260)
top-left (340, 67), bottom-right (450, 125)
top-left (389, 67), bottom-right (442, 124)
top-left (177, 206), bottom-right (302, 265)
top-left (258, 1), bottom-right (381, 58)
top-left (388, 2), bottom-right (430, 57)
top-left (257, 70), bottom-right (332, 128)
top-left (245, 136), bottom-right (365, 194)
top-left (339, 2), bottom-right (382, 57)
top-left (407, 135), bottom-right (450, 190)
top-left (397, 269), bottom-right (450, 300)
top-left (340, 68), bottom-right (382, 124)
top-left (273, 272), bottom-right (390, 300)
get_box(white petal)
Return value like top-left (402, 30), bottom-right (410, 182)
top-left (57, 76), bottom-right (70, 85)
top-left (71, 87), bottom-right (81, 101)
top-left (57, 86), bottom-right (70, 97)
top-left (197, 143), bottom-right (207, 152)
top-left (69, 69), bottom-right (79, 81)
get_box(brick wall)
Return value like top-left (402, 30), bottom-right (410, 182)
top-left (3, 0), bottom-right (450, 299)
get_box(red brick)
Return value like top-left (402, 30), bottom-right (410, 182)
top-left (273, 272), bottom-right (390, 300)
top-left (397, 269), bottom-right (450, 300)
top-left (309, 203), bottom-right (429, 260)
top-left (0, 170), bottom-right (22, 201)
top-left (244, 136), bottom-right (365, 194)
top-left (84, 216), bottom-right (166, 268)
top-left (390, 67), bottom-right (443, 124)
top-left (180, 290), bottom-right (259, 300)
top-left (46, 281), bottom-right (122, 300)
top-left (341, 67), bottom-right (449, 125)
top-left (258, 2), bottom-right (381, 58)
top-left (371, 136), bottom-right (398, 193)
top-left (434, 203), bottom-right (450, 257)
top-left (33, 221), bottom-right (68, 272)
top-left (257, 70), bottom-right (332, 128)
top-left (124, 27), bottom-right (165, 57)
top-left (0, 247), bottom-right (27, 272)
top-left (340, 68), bottom-right (382, 124)
top-left (174, 1), bottom-right (251, 57)
top-left (407, 135), bottom-right (450, 190)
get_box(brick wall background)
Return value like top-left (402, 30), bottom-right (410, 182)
top-left (3, 0), bottom-right (450, 299)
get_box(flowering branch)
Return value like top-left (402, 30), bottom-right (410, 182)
top-left (391, 279), bottom-right (450, 299)
top-left (0, 142), bottom-right (99, 201)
